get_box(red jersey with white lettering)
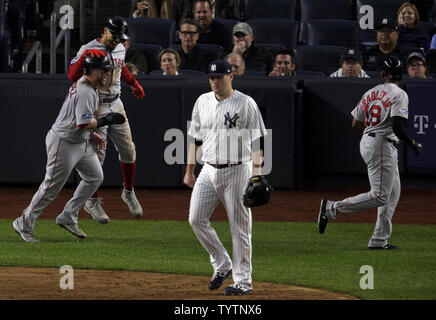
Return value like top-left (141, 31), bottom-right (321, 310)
top-left (351, 83), bottom-right (409, 141)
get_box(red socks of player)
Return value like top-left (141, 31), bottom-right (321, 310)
top-left (91, 162), bottom-right (136, 197)
top-left (120, 161), bottom-right (136, 191)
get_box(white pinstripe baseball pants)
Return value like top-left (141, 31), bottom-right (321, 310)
top-left (189, 162), bottom-right (253, 287)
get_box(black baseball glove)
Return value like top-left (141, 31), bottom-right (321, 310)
top-left (243, 175), bottom-right (273, 208)
top-left (97, 112), bottom-right (126, 127)
top-left (412, 140), bottom-right (423, 155)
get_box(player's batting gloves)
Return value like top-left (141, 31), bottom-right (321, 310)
top-left (97, 112), bottom-right (126, 127)
top-left (82, 49), bottom-right (106, 58)
top-left (131, 80), bottom-right (145, 99)
top-left (412, 140), bottom-right (423, 155)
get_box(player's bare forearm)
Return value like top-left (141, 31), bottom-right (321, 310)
top-left (252, 149), bottom-right (264, 176)
top-left (90, 131), bottom-right (106, 151)
top-left (352, 118), bottom-right (365, 133)
top-left (184, 143), bottom-right (200, 188)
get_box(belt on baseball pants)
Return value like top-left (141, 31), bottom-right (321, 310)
top-left (367, 133), bottom-right (399, 149)
top-left (100, 94), bottom-right (119, 104)
top-left (207, 162), bottom-right (242, 169)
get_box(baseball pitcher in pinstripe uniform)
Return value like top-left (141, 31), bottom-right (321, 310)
top-left (184, 60), bottom-right (268, 295)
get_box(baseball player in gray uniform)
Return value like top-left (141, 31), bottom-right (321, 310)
top-left (184, 60), bottom-right (268, 295)
top-left (318, 56), bottom-right (423, 249)
top-left (13, 55), bottom-right (126, 242)
top-left (68, 16), bottom-right (145, 223)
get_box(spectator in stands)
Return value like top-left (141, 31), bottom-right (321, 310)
top-left (231, 22), bottom-right (272, 75)
top-left (406, 51), bottom-right (429, 78)
top-left (177, 18), bottom-right (221, 73)
top-left (123, 39), bottom-right (148, 74)
top-left (159, 48), bottom-right (181, 75)
top-left (181, 0), bottom-right (240, 20)
top-left (330, 49), bottom-right (370, 78)
top-left (193, 0), bottom-right (232, 52)
top-left (269, 50), bottom-right (296, 77)
top-left (126, 62), bottom-right (140, 75)
top-left (363, 18), bottom-right (411, 71)
top-left (396, 2), bottom-right (430, 52)
top-left (225, 52), bottom-right (246, 76)
top-left (131, 0), bottom-right (177, 20)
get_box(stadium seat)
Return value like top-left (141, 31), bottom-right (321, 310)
top-left (149, 69), bottom-right (205, 76)
top-left (299, 0), bottom-right (353, 44)
top-left (365, 70), bottom-right (382, 78)
top-left (170, 43), bottom-right (224, 59)
top-left (242, 0), bottom-right (297, 20)
top-left (126, 18), bottom-right (176, 48)
top-left (242, 70), bottom-right (266, 76)
top-left (306, 19), bottom-right (360, 48)
top-left (294, 70), bottom-right (326, 76)
top-left (246, 19), bottom-right (299, 51)
top-left (426, 49), bottom-right (436, 74)
top-left (293, 45), bottom-right (348, 75)
top-left (356, 0), bottom-right (406, 46)
top-left (256, 43), bottom-right (287, 56)
top-left (130, 43), bottom-right (163, 73)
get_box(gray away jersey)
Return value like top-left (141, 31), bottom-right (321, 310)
top-left (188, 90), bottom-right (268, 164)
top-left (51, 77), bottom-right (99, 143)
top-left (70, 39), bottom-right (125, 98)
top-left (351, 83), bottom-right (409, 141)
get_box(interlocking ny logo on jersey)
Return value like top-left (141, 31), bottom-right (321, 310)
top-left (224, 112), bottom-right (239, 128)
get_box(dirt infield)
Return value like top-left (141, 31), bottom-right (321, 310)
top-left (0, 267), bottom-right (357, 300)
top-left (1, 186), bottom-right (435, 300)
top-left (2, 186), bottom-right (435, 224)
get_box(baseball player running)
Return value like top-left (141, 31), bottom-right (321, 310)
top-left (68, 16), bottom-right (145, 224)
top-left (13, 55), bottom-right (126, 242)
top-left (318, 56), bottom-right (423, 249)
top-left (184, 60), bottom-right (268, 295)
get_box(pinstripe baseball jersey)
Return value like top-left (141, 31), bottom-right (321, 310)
top-left (351, 83), bottom-right (409, 141)
top-left (188, 90), bottom-right (267, 164)
top-left (70, 39), bottom-right (125, 98)
top-left (51, 76), bottom-right (98, 143)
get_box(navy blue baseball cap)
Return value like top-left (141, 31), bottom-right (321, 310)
top-left (208, 60), bottom-right (232, 76)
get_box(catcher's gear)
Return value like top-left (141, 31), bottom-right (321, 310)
top-left (105, 16), bottom-right (129, 41)
top-left (97, 112), bottom-right (126, 127)
top-left (412, 141), bottom-right (423, 155)
top-left (383, 56), bottom-right (403, 81)
top-left (83, 55), bottom-right (114, 74)
top-left (243, 175), bottom-right (273, 208)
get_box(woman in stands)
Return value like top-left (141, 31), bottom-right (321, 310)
top-left (397, 2), bottom-right (430, 53)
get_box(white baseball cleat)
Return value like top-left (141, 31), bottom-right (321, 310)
top-left (121, 189), bottom-right (143, 217)
top-left (58, 223), bottom-right (87, 239)
top-left (84, 198), bottom-right (110, 224)
top-left (13, 219), bottom-right (39, 243)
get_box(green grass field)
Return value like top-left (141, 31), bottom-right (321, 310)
top-left (1, 219), bottom-right (435, 300)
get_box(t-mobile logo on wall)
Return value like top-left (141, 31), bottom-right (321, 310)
top-left (413, 115), bottom-right (435, 134)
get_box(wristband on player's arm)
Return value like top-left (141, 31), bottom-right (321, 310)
top-left (96, 112), bottom-right (126, 127)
